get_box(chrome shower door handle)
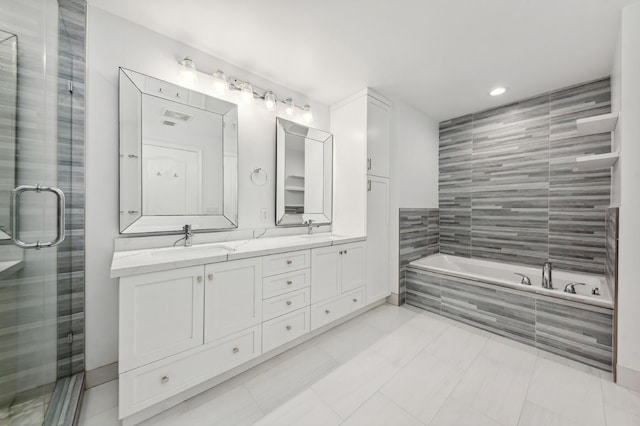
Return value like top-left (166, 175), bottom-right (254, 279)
top-left (11, 184), bottom-right (66, 249)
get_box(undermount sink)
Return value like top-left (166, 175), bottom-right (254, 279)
top-left (150, 244), bottom-right (232, 259)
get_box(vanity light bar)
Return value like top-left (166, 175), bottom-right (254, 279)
top-left (179, 57), bottom-right (313, 122)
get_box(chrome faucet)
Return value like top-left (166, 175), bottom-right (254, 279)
top-left (173, 224), bottom-right (194, 247)
top-left (306, 219), bottom-right (320, 235)
top-left (563, 282), bottom-right (585, 294)
top-left (514, 273), bottom-right (532, 285)
top-left (542, 262), bottom-right (553, 289)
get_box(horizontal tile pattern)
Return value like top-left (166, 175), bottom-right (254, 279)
top-left (438, 78), bottom-right (612, 275)
top-left (406, 267), bottom-right (613, 371)
top-left (604, 208), bottom-right (618, 296)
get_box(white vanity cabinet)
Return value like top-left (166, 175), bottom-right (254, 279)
top-left (204, 258), bottom-right (262, 343)
top-left (366, 176), bottom-right (391, 303)
top-left (119, 266), bottom-right (205, 373)
top-left (366, 96), bottom-right (391, 179)
top-left (310, 242), bottom-right (365, 304)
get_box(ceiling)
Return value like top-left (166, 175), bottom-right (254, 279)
top-left (87, 0), bottom-right (637, 121)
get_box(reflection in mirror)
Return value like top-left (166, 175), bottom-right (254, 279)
top-left (119, 68), bottom-right (238, 233)
top-left (0, 30), bottom-right (17, 240)
top-left (276, 118), bottom-right (333, 226)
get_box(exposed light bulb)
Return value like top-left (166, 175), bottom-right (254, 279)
top-left (179, 57), bottom-right (198, 87)
top-left (240, 81), bottom-right (254, 104)
top-left (302, 104), bottom-right (313, 124)
top-left (490, 87), bottom-right (507, 96)
top-left (212, 69), bottom-right (227, 96)
top-left (264, 90), bottom-right (276, 112)
top-left (285, 98), bottom-right (295, 116)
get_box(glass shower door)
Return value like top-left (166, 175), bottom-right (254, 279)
top-left (0, 0), bottom-right (67, 423)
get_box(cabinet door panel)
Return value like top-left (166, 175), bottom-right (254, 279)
top-left (367, 96), bottom-right (390, 178)
top-left (204, 258), bottom-right (262, 342)
top-left (366, 177), bottom-right (390, 302)
top-left (340, 243), bottom-right (366, 292)
top-left (311, 246), bottom-right (340, 303)
top-left (119, 266), bottom-right (204, 372)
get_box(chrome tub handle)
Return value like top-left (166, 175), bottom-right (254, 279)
top-left (514, 273), bottom-right (531, 285)
top-left (11, 184), bottom-right (66, 249)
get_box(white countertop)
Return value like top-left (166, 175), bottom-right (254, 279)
top-left (110, 233), bottom-right (366, 278)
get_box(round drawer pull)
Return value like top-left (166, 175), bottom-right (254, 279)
top-left (160, 376), bottom-right (170, 384)
top-left (208, 273), bottom-right (213, 280)
top-left (286, 300), bottom-right (292, 306)
top-left (344, 250), bottom-right (348, 254)
top-left (197, 276), bottom-right (203, 283)
top-left (325, 309), bottom-right (330, 314)
top-left (286, 325), bottom-right (292, 331)
top-left (353, 298), bottom-right (358, 302)
top-left (339, 251), bottom-right (343, 255)
top-left (232, 347), bottom-right (240, 354)
top-left (286, 280), bottom-right (293, 285)
top-left (286, 260), bottom-right (292, 265)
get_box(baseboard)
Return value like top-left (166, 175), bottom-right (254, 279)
top-left (85, 362), bottom-right (118, 389)
top-left (386, 293), bottom-right (400, 306)
top-left (616, 364), bottom-right (640, 393)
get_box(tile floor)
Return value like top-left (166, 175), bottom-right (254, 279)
top-left (78, 304), bottom-right (640, 426)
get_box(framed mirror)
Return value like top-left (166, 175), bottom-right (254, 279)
top-left (0, 30), bottom-right (17, 240)
top-left (119, 68), bottom-right (238, 233)
top-left (276, 118), bottom-right (333, 226)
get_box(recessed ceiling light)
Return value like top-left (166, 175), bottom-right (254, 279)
top-left (490, 87), bottom-right (507, 96)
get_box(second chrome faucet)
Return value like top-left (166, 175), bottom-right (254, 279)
top-left (542, 261), bottom-right (552, 289)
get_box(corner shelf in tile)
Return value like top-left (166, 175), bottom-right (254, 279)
top-left (575, 152), bottom-right (619, 170)
top-left (576, 112), bottom-right (618, 136)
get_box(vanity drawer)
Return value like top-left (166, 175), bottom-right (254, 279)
top-left (262, 269), bottom-right (310, 299)
top-left (119, 326), bottom-right (261, 418)
top-left (311, 287), bottom-right (365, 331)
top-left (262, 307), bottom-right (310, 353)
top-left (263, 288), bottom-right (311, 321)
top-left (262, 250), bottom-right (310, 277)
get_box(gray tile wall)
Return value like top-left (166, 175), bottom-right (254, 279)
top-left (406, 267), bottom-right (614, 371)
top-left (399, 208), bottom-right (439, 304)
top-left (439, 78), bottom-right (612, 275)
top-left (605, 207), bottom-right (618, 297)
top-left (56, 0), bottom-right (86, 379)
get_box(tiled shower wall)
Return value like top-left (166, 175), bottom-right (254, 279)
top-left (439, 78), bottom-right (612, 275)
top-left (56, 0), bottom-right (86, 378)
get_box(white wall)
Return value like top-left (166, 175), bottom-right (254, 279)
top-left (85, 6), bottom-right (329, 371)
top-left (388, 99), bottom-right (439, 295)
top-left (614, 1), bottom-right (640, 392)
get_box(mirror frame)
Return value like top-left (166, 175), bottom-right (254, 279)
top-left (118, 68), bottom-right (238, 234)
top-left (276, 117), bottom-right (333, 226)
top-left (0, 31), bottom-right (17, 240)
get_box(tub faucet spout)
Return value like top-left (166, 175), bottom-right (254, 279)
top-left (542, 262), bottom-right (553, 289)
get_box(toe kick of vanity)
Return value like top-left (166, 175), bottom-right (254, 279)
top-left (113, 236), bottom-right (387, 423)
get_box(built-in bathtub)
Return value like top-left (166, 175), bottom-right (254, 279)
top-left (405, 254), bottom-right (614, 371)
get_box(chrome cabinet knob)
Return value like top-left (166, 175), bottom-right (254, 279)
top-left (325, 309), bottom-right (330, 314)
top-left (286, 260), bottom-right (292, 265)
top-left (286, 325), bottom-right (292, 331)
top-left (286, 300), bottom-right (292, 306)
top-left (286, 280), bottom-right (293, 285)
top-left (197, 276), bottom-right (203, 283)
top-left (161, 376), bottom-right (170, 384)
top-left (339, 251), bottom-right (343, 255)
top-left (208, 273), bottom-right (213, 280)
top-left (344, 250), bottom-right (348, 254)
top-left (353, 298), bottom-right (358, 302)
top-left (232, 347), bottom-right (239, 354)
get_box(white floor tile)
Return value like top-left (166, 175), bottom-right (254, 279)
top-left (77, 407), bottom-right (119, 426)
top-left (429, 396), bottom-right (502, 426)
top-left (312, 349), bottom-right (399, 419)
top-left (79, 380), bottom-right (118, 420)
top-left (369, 319), bottom-right (440, 367)
top-left (451, 338), bottom-right (537, 425)
top-left (355, 304), bottom-right (419, 333)
top-left (525, 357), bottom-right (606, 426)
top-left (604, 403), bottom-right (640, 426)
top-left (517, 401), bottom-right (582, 426)
top-left (316, 320), bottom-right (385, 363)
top-left (254, 389), bottom-right (341, 426)
top-left (244, 344), bottom-right (338, 413)
top-left (341, 392), bottom-right (423, 426)
top-left (380, 349), bottom-right (465, 424)
top-left (423, 323), bottom-right (488, 370)
top-left (601, 377), bottom-right (640, 418)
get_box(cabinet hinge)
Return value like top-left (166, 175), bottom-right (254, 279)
top-left (67, 332), bottom-right (73, 344)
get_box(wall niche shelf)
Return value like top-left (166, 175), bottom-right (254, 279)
top-left (575, 152), bottom-right (619, 170)
top-left (576, 112), bottom-right (618, 136)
